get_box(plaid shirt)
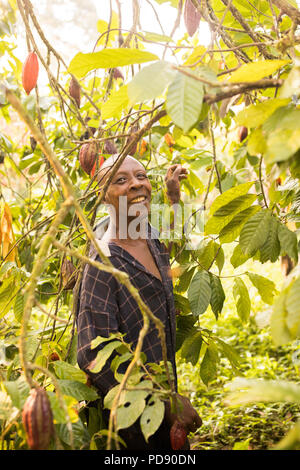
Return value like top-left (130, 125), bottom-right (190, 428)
top-left (76, 219), bottom-right (177, 396)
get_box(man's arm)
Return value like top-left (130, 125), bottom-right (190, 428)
top-left (164, 164), bottom-right (188, 254)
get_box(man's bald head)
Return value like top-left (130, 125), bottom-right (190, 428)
top-left (96, 154), bottom-right (145, 187)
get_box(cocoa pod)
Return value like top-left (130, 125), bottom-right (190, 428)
top-left (184, 0), bottom-right (201, 37)
top-left (69, 76), bottom-right (81, 108)
top-left (22, 52), bottom-right (39, 95)
top-left (104, 139), bottom-right (118, 154)
top-left (79, 142), bottom-right (98, 174)
top-left (238, 126), bottom-right (248, 142)
top-left (62, 259), bottom-right (77, 290)
top-left (22, 387), bottom-right (54, 450)
top-left (170, 421), bottom-right (187, 450)
top-left (0, 151), bottom-right (4, 164)
top-left (90, 154), bottom-right (105, 178)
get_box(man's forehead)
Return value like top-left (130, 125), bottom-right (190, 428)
top-left (101, 155), bottom-right (144, 174)
top-left (97, 155), bottom-right (145, 183)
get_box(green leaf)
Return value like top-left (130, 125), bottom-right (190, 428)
top-left (111, 352), bottom-right (133, 383)
top-left (3, 377), bottom-right (30, 409)
top-left (176, 266), bottom-right (196, 293)
top-left (209, 274), bottom-right (225, 320)
top-left (196, 240), bottom-right (220, 270)
top-left (188, 270), bottom-right (211, 317)
top-left (230, 244), bottom-right (251, 268)
top-left (247, 272), bottom-right (277, 305)
top-left (173, 292), bottom-right (191, 315)
top-left (258, 215), bottom-right (280, 263)
top-left (227, 59), bottom-right (290, 83)
top-left (166, 70), bottom-right (204, 133)
top-left (0, 276), bottom-right (18, 319)
top-left (215, 338), bottom-right (241, 369)
top-left (140, 397), bottom-right (165, 442)
top-left (239, 210), bottom-right (271, 257)
top-left (200, 342), bottom-right (219, 386)
top-left (0, 391), bottom-right (17, 421)
top-left (91, 333), bottom-right (122, 350)
top-left (270, 290), bottom-right (293, 346)
top-left (208, 182), bottom-right (254, 217)
top-left (278, 223), bottom-right (298, 263)
top-left (53, 360), bottom-right (87, 383)
top-left (58, 380), bottom-right (99, 402)
top-left (176, 314), bottom-right (197, 351)
top-left (127, 60), bottom-right (176, 104)
top-left (265, 128), bottom-right (300, 163)
top-left (247, 127), bottom-right (267, 156)
top-left (101, 85), bottom-right (129, 120)
top-left (215, 246), bottom-right (225, 275)
top-left (115, 383), bottom-right (152, 430)
top-left (205, 194), bottom-right (257, 235)
top-left (233, 277), bottom-right (251, 323)
top-left (56, 419), bottom-right (91, 449)
top-left (13, 292), bottom-right (24, 323)
top-left (88, 341), bottom-right (122, 374)
top-left (226, 378), bottom-right (300, 406)
top-left (279, 65), bottom-right (300, 99)
top-left (219, 206), bottom-right (261, 244)
top-left (180, 330), bottom-right (203, 365)
top-left (68, 49), bottom-right (159, 78)
top-left (286, 277), bottom-right (300, 337)
top-left (236, 98), bottom-right (290, 128)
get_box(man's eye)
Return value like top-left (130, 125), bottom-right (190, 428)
top-left (116, 177), bottom-right (126, 183)
top-left (137, 173), bottom-right (147, 179)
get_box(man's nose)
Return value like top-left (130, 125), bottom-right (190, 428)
top-left (129, 176), bottom-right (143, 189)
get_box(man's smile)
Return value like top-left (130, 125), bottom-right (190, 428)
top-left (130, 195), bottom-right (148, 203)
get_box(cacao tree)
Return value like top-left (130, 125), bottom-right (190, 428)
top-left (0, 0), bottom-right (300, 450)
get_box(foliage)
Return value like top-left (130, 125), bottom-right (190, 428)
top-left (0, 0), bottom-right (299, 450)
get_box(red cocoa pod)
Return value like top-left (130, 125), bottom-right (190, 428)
top-left (91, 154), bottom-right (105, 178)
top-left (184, 0), bottom-right (201, 37)
top-left (22, 387), bottom-right (54, 450)
top-left (69, 76), bottom-right (81, 108)
top-left (79, 142), bottom-right (98, 174)
top-left (104, 139), bottom-right (118, 154)
top-left (62, 259), bottom-right (77, 290)
top-left (170, 421), bottom-right (187, 450)
top-left (22, 52), bottom-right (39, 95)
top-left (238, 126), bottom-right (248, 142)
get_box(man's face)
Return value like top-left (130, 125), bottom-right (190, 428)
top-left (100, 156), bottom-right (152, 220)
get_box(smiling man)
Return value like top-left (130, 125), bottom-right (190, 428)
top-left (76, 154), bottom-right (201, 450)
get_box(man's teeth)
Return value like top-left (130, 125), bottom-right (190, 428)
top-left (131, 196), bottom-right (146, 203)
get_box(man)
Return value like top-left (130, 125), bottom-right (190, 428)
top-left (76, 154), bottom-right (201, 450)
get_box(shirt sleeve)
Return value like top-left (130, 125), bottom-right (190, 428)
top-left (76, 259), bottom-right (121, 396)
